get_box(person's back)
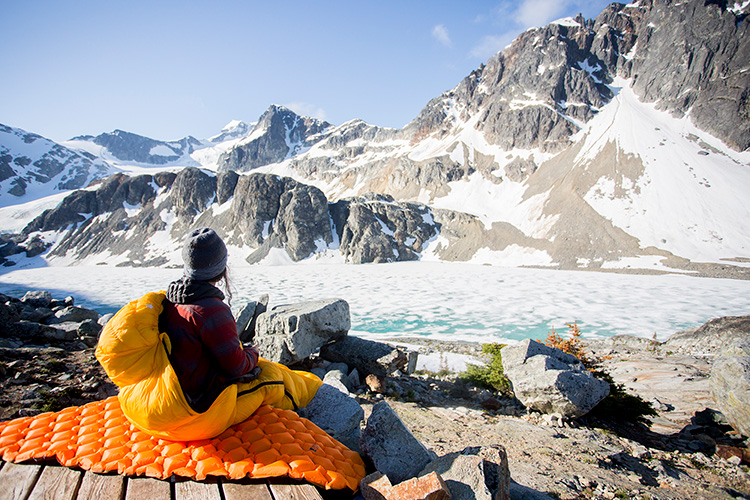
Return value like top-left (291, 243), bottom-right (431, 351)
top-left (162, 228), bottom-right (258, 413)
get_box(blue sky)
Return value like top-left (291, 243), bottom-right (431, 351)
top-left (1, 0), bottom-right (614, 143)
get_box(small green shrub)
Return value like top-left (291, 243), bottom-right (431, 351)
top-left (459, 343), bottom-right (512, 395)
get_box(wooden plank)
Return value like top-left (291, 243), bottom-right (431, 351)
top-left (268, 482), bottom-right (324, 500)
top-left (125, 476), bottom-right (171, 500)
top-left (27, 465), bottom-right (83, 500)
top-left (77, 472), bottom-right (126, 500)
top-left (174, 479), bottom-right (221, 500)
top-left (222, 480), bottom-right (274, 500)
top-left (0, 462), bottom-right (43, 500)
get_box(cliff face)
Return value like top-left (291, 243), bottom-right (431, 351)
top-left (619, 0), bottom-right (750, 151)
top-left (21, 168), bottom-right (446, 266)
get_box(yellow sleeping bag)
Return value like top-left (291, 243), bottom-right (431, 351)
top-left (95, 291), bottom-right (323, 441)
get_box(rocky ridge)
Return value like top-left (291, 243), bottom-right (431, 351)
top-left (1, 290), bottom-right (749, 500)
top-left (71, 129), bottom-right (203, 166)
top-left (10, 168), bottom-right (448, 267)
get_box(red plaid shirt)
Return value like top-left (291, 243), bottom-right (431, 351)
top-left (163, 297), bottom-right (259, 412)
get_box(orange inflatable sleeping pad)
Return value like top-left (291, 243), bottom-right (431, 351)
top-left (0, 396), bottom-right (365, 491)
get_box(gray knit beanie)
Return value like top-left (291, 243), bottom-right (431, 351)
top-left (182, 227), bottom-right (228, 281)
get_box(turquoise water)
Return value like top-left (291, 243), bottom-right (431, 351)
top-left (1, 262), bottom-right (748, 343)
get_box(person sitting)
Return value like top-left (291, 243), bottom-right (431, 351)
top-left (161, 227), bottom-right (260, 413)
top-left (95, 227), bottom-right (322, 441)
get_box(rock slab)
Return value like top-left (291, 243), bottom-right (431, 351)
top-left (320, 336), bottom-right (408, 377)
top-left (361, 471), bottom-right (393, 500)
top-left (360, 401), bottom-right (436, 484)
top-left (501, 339), bottom-right (609, 418)
top-left (254, 299), bottom-right (350, 364)
top-left (420, 446), bottom-right (510, 500)
top-left (665, 316), bottom-right (750, 355)
top-left (389, 472), bottom-right (451, 500)
top-left (298, 383), bottom-right (363, 452)
top-left (710, 340), bottom-right (750, 437)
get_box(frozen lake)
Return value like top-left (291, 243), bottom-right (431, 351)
top-left (1, 262), bottom-right (749, 343)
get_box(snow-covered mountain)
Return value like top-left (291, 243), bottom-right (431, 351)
top-left (2, 0), bottom-right (749, 276)
top-left (0, 124), bottom-right (114, 208)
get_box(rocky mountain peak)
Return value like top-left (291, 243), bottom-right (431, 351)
top-left (217, 105), bottom-right (332, 173)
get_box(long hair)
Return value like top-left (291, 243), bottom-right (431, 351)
top-left (210, 267), bottom-right (233, 306)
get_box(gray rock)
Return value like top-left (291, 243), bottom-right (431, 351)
top-left (81, 336), bottom-right (98, 348)
top-left (347, 368), bottom-right (361, 390)
top-left (330, 195), bottom-right (438, 264)
top-left (13, 320), bottom-right (44, 337)
top-left (235, 294), bottom-right (269, 342)
top-left (0, 302), bottom-right (21, 327)
top-left (420, 446), bottom-right (511, 500)
top-left (405, 349), bottom-right (419, 375)
top-left (709, 340), bottom-right (750, 437)
top-left (78, 319), bottom-right (102, 337)
top-left (235, 301), bottom-right (257, 337)
top-left (45, 322), bottom-right (80, 341)
top-left (254, 299), bottom-right (350, 365)
top-left (320, 336), bottom-right (408, 378)
top-left (98, 313), bottom-right (114, 328)
top-left (47, 306), bottom-right (100, 325)
top-left (327, 362), bottom-right (349, 374)
top-left (217, 173), bottom-right (333, 264)
top-left (665, 316), bottom-right (750, 355)
top-left (501, 339), bottom-right (609, 418)
top-left (323, 369), bottom-right (351, 394)
top-left (359, 401), bottom-right (436, 484)
top-left (21, 290), bottom-right (53, 308)
top-left (692, 408), bottom-right (731, 428)
top-left (298, 383), bottom-right (363, 452)
top-left (20, 306), bottom-right (53, 323)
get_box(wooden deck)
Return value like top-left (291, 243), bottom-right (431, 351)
top-left (0, 460), bottom-right (326, 500)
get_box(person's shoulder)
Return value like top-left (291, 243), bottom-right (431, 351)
top-left (191, 297), bottom-right (231, 312)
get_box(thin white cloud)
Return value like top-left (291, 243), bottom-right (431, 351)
top-left (432, 24), bottom-right (452, 48)
top-left (283, 102), bottom-right (328, 121)
top-left (513, 0), bottom-right (569, 28)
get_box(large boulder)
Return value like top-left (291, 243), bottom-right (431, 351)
top-left (21, 290), bottom-right (53, 308)
top-left (234, 294), bottom-right (268, 342)
top-left (298, 383), bottom-right (364, 452)
top-left (254, 299), bottom-right (350, 365)
top-left (501, 339), bottom-right (609, 418)
top-left (320, 336), bottom-right (408, 377)
top-left (710, 340), bottom-right (750, 437)
top-left (360, 401), bottom-right (436, 484)
top-left (420, 446), bottom-right (511, 500)
top-left (46, 305), bottom-right (100, 325)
